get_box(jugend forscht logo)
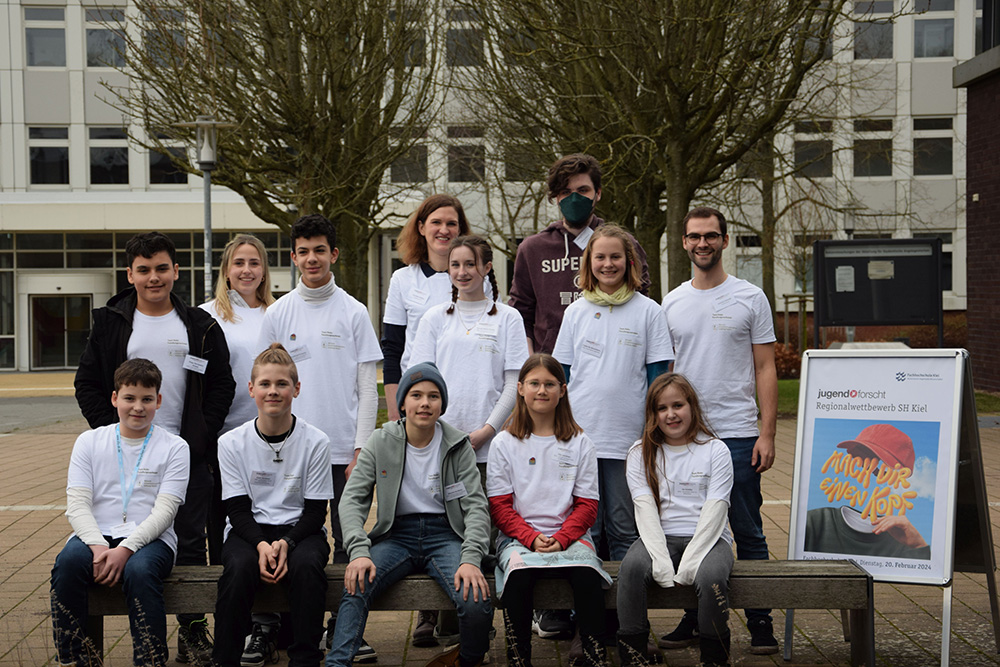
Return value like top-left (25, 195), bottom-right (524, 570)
top-left (817, 388), bottom-right (887, 400)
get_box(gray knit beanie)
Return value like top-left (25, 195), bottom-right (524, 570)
top-left (397, 362), bottom-right (448, 416)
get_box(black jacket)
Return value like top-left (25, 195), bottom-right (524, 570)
top-left (74, 287), bottom-right (235, 464)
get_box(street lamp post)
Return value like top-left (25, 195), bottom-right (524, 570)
top-left (174, 115), bottom-right (234, 303)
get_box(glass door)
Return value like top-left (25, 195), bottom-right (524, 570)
top-left (30, 295), bottom-right (91, 369)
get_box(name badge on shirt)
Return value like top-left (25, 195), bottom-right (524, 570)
top-left (474, 322), bottom-right (499, 340)
top-left (582, 339), bottom-right (604, 358)
top-left (288, 345), bottom-right (312, 363)
top-left (111, 521), bottom-right (136, 539)
top-left (182, 355), bottom-right (209, 374)
top-left (444, 482), bottom-right (468, 501)
top-left (676, 481), bottom-right (701, 498)
top-left (408, 288), bottom-right (429, 305)
top-left (713, 294), bottom-right (735, 312)
top-left (321, 331), bottom-right (345, 350)
top-left (252, 471), bottom-right (277, 487)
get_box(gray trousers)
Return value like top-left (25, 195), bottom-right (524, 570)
top-left (616, 536), bottom-right (733, 641)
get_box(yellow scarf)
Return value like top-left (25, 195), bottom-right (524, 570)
top-left (582, 284), bottom-right (635, 308)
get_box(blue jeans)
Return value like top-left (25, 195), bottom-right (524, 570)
top-left (51, 535), bottom-right (174, 666)
top-left (592, 458), bottom-right (638, 560)
top-left (724, 436), bottom-right (771, 621)
top-left (325, 514), bottom-right (493, 667)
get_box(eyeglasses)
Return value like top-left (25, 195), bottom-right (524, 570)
top-left (684, 232), bottom-right (723, 243)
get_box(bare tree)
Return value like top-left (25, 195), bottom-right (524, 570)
top-left (456, 0), bottom-right (850, 299)
top-left (107, 0), bottom-right (442, 298)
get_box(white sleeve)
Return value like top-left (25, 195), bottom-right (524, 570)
top-left (66, 487), bottom-right (108, 547)
top-left (120, 493), bottom-right (184, 553)
top-left (674, 498), bottom-right (729, 586)
top-left (354, 361), bottom-right (379, 451)
top-left (485, 368), bottom-right (518, 433)
top-left (634, 494), bottom-right (675, 588)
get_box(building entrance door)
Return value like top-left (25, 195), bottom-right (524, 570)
top-left (30, 295), bottom-right (92, 370)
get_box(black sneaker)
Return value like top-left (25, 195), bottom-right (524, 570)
top-left (658, 614), bottom-right (699, 649)
top-left (531, 609), bottom-right (574, 640)
top-left (747, 617), bottom-right (779, 655)
top-left (177, 618), bottom-right (214, 664)
top-left (354, 639), bottom-right (378, 663)
top-left (241, 622), bottom-right (279, 667)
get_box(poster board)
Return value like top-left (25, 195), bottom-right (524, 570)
top-left (788, 349), bottom-right (963, 585)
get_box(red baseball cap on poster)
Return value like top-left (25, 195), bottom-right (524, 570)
top-left (837, 423), bottom-right (916, 471)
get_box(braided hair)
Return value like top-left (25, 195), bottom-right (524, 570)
top-left (445, 235), bottom-right (498, 316)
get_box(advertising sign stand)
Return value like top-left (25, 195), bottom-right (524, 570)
top-left (782, 350), bottom-right (997, 665)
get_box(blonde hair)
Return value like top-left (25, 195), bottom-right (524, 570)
top-left (213, 234), bottom-right (275, 323)
top-left (577, 225), bottom-right (643, 293)
top-left (251, 343), bottom-right (298, 384)
top-left (396, 194), bottom-right (470, 265)
top-left (640, 373), bottom-right (716, 509)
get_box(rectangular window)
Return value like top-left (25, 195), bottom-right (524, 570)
top-left (854, 118), bottom-right (893, 132)
top-left (447, 28), bottom-right (483, 67)
top-left (86, 8), bottom-right (126, 67)
top-left (25, 7), bottom-right (66, 67)
top-left (448, 145), bottom-right (485, 182)
top-left (914, 19), bottom-right (954, 57)
top-left (913, 137), bottom-right (953, 175)
top-left (505, 147), bottom-right (538, 182)
top-left (914, 117), bottom-right (952, 131)
top-left (854, 139), bottom-right (892, 177)
top-left (794, 140), bottom-right (833, 178)
top-left (89, 127), bottom-right (129, 185)
top-left (29, 127), bottom-right (70, 185)
top-left (149, 147), bottom-right (188, 185)
top-left (854, 1), bottom-right (894, 12)
top-left (912, 231), bottom-right (953, 290)
top-left (914, 0), bottom-right (954, 10)
top-left (794, 120), bottom-right (833, 134)
top-left (854, 21), bottom-right (893, 59)
top-left (390, 145), bottom-right (428, 183)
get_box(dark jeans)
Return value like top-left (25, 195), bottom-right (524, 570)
top-left (592, 459), bottom-right (639, 560)
top-left (51, 535), bottom-right (174, 666)
top-left (330, 464), bottom-right (349, 564)
top-left (213, 527), bottom-right (330, 667)
top-left (723, 436), bottom-right (772, 622)
top-left (176, 459), bottom-right (214, 626)
top-left (502, 567), bottom-right (606, 658)
top-left (325, 514), bottom-right (493, 667)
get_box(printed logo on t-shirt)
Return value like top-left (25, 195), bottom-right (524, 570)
top-left (408, 288), bottom-right (429, 305)
top-left (321, 331), bottom-right (344, 350)
top-left (617, 327), bottom-right (643, 349)
top-left (528, 457), bottom-right (536, 465)
top-left (167, 338), bottom-right (187, 358)
top-left (380, 469), bottom-right (387, 478)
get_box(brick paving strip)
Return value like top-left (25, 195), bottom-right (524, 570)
top-left (1, 392), bottom-right (999, 665)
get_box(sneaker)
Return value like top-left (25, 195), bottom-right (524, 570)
top-left (658, 614), bottom-right (699, 649)
top-left (531, 609), bottom-right (574, 640)
top-left (354, 639), bottom-right (378, 663)
top-left (747, 617), bottom-right (779, 655)
top-left (441, 642), bottom-right (491, 665)
top-left (413, 610), bottom-right (439, 647)
top-left (177, 618), bottom-right (214, 664)
top-left (241, 623), bottom-right (279, 667)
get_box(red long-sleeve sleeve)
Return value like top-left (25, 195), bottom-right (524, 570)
top-left (551, 496), bottom-right (599, 549)
top-left (489, 493), bottom-right (541, 548)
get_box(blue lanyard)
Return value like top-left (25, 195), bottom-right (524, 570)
top-left (115, 425), bottom-right (153, 523)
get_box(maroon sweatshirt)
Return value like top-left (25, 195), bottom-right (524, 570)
top-left (507, 216), bottom-right (651, 353)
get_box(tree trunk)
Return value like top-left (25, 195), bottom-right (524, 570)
top-left (331, 216), bottom-right (369, 301)
top-left (759, 134), bottom-right (778, 331)
top-left (632, 181), bottom-right (667, 302)
top-left (665, 176), bottom-right (692, 292)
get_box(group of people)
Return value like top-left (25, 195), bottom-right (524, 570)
top-left (50, 153), bottom-right (778, 667)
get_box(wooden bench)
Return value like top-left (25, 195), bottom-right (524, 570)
top-left (88, 559), bottom-right (874, 666)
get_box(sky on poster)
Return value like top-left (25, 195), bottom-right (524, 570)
top-left (807, 417), bottom-right (940, 544)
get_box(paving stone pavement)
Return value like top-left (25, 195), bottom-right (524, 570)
top-left (1, 373), bottom-right (999, 666)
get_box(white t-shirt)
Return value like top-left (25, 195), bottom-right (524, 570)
top-left (552, 294), bottom-right (673, 460)
top-left (66, 424), bottom-right (190, 554)
top-left (218, 418), bottom-right (333, 538)
top-left (396, 422), bottom-right (445, 516)
top-left (661, 276), bottom-right (776, 438)
top-left (383, 264), bottom-right (455, 376)
top-left (200, 298), bottom-right (267, 434)
top-left (409, 300), bottom-right (530, 462)
top-left (128, 310), bottom-right (188, 435)
top-left (258, 290), bottom-right (383, 464)
top-left (625, 437), bottom-right (733, 544)
top-left (487, 431), bottom-right (599, 538)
